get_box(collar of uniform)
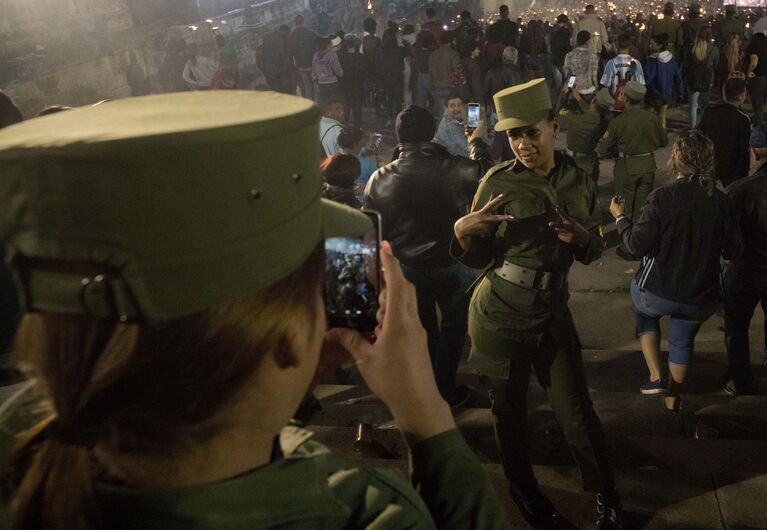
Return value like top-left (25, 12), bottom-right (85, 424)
top-left (96, 429), bottom-right (348, 526)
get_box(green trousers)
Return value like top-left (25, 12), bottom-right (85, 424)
top-left (474, 315), bottom-right (616, 495)
top-left (614, 168), bottom-right (655, 221)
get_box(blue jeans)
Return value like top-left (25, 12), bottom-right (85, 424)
top-left (630, 281), bottom-right (712, 366)
top-left (723, 270), bottom-right (767, 387)
top-left (402, 263), bottom-right (475, 399)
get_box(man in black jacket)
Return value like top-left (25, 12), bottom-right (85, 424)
top-left (722, 125), bottom-right (767, 395)
top-left (364, 105), bottom-right (493, 406)
top-left (698, 78), bottom-right (751, 186)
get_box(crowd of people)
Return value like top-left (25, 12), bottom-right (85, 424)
top-left (0, 1), bottom-right (765, 529)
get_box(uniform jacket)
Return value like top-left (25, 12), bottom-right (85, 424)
top-left (364, 139), bottom-right (492, 269)
top-left (727, 162), bottom-right (767, 286)
top-left (598, 106), bottom-right (668, 172)
top-left (0, 383), bottom-right (511, 530)
top-left (562, 98), bottom-right (609, 154)
top-left (650, 18), bottom-right (683, 58)
top-left (617, 178), bottom-right (742, 305)
top-left (698, 103), bottom-right (751, 186)
top-left (450, 154), bottom-right (604, 373)
top-left (572, 13), bottom-right (608, 55)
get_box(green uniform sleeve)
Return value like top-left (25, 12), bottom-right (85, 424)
top-left (410, 429), bottom-right (511, 530)
top-left (597, 121), bottom-right (618, 159)
top-left (450, 175), bottom-right (496, 269)
top-left (572, 166), bottom-right (605, 265)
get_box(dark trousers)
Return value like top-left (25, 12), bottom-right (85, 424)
top-left (614, 168), bottom-right (655, 221)
top-left (402, 263), bottom-right (474, 399)
top-left (345, 92), bottom-right (363, 132)
top-left (476, 315), bottom-right (615, 495)
top-left (723, 270), bottom-right (767, 388)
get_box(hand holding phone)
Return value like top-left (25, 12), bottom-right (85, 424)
top-left (567, 75), bottom-right (576, 89)
top-left (324, 210), bottom-right (381, 332)
top-left (610, 195), bottom-right (626, 219)
top-left (467, 102), bottom-right (480, 129)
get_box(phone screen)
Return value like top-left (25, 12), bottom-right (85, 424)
top-left (324, 210), bottom-right (381, 332)
top-left (374, 133), bottom-right (383, 148)
top-left (467, 103), bottom-right (480, 129)
top-left (568, 76), bottom-right (576, 88)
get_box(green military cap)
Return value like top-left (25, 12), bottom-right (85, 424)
top-left (493, 78), bottom-right (552, 132)
top-left (0, 91), bottom-right (372, 322)
top-left (623, 81), bottom-right (646, 101)
top-left (595, 87), bottom-right (615, 108)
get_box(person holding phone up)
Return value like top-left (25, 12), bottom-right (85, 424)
top-left (452, 79), bottom-right (624, 530)
top-left (0, 92), bottom-right (510, 530)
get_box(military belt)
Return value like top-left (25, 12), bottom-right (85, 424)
top-left (492, 261), bottom-right (566, 291)
top-left (619, 152), bottom-right (652, 158)
top-left (565, 149), bottom-right (595, 158)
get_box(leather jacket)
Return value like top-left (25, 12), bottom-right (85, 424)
top-left (364, 139), bottom-right (494, 269)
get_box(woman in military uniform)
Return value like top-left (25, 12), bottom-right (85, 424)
top-left (452, 79), bottom-right (623, 530)
top-left (0, 92), bottom-right (509, 530)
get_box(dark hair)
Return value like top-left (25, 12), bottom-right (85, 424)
top-left (663, 2), bottom-right (674, 15)
top-left (0, 90), bottom-right (23, 129)
top-left (321, 97), bottom-right (344, 111)
top-left (445, 93), bottom-right (465, 105)
top-left (618, 33), bottom-right (631, 49)
top-left (337, 127), bottom-right (363, 149)
top-left (363, 17), bottom-right (377, 33)
top-left (403, 24), bottom-right (415, 35)
top-left (577, 30), bottom-right (591, 46)
top-left (651, 33), bottom-right (669, 50)
top-left (321, 154), bottom-right (361, 188)
top-left (585, 4), bottom-right (595, 11)
top-left (668, 129), bottom-right (716, 189)
top-left (426, 7), bottom-right (436, 18)
top-left (314, 36), bottom-right (329, 52)
top-left (294, 14), bottom-right (304, 26)
top-left (724, 77), bottom-right (747, 101)
top-left (499, 5), bottom-right (509, 14)
top-left (460, 10), bottom-right (471, 19)
top-left (37, 105), bottom-right (73, 117)
top-left (3, 246), bottom-right (325, 530)
top-left (747, 32), bottom-right (767, 57)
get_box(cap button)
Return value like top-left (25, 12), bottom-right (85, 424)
top-left (292, 173), bottom-right (302, 183)
top-left (249, 189), bottom-right (261, 202)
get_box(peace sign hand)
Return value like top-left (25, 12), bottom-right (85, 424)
top-left (454, 194), bottom-right (515, 249)
top-left (548, 207), bottom-right (591, 247)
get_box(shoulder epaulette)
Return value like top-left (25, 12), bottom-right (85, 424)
top-left (480, 159), bottom-right (516, 183)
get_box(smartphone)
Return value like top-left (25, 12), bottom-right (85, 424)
top-left (373, 133), bottom-right (383, 149)
top-left (614, 193), bottom-right (624, 203)
top-left (567, 75), bottom-right (576, 89)
top-left (467, 102), bottom-right (480, 129)
top-left (324, 210), bottom-right (381, 332)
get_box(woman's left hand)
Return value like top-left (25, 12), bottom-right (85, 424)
top-left (549, 207), bottom-right (590, 247)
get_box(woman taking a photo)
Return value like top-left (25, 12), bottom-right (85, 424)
top-left (610, 130), bottom-right (742, 412)
top-left (0, 91), bottom-right (508, 529)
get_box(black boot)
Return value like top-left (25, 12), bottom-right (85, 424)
top-left (596, 493), bottom-right (624, 530)
top-left (510, 486), bottom-right (564, 529)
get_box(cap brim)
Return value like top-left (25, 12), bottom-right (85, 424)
top-left (321, 198), bottom-right (373, 237)
top-left (494, 108), bottom-right (551, 132)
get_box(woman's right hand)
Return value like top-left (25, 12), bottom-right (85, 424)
top-left (454, 194), bottom-right (515, 249)
top-left (325, 242), bottom-right (455, 443)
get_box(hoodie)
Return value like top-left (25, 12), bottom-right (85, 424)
top-left (312, 49), bottom-right (343, 84)
top-left (645, 50), bottom-right (684, 102)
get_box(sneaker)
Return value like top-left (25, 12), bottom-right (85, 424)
top-left (723, 379), bottom-right (753, 396)
top-left (639, 378), bottom-right (666, 395)
top-left (596, 494), bottom-right (624, 530)
top-left (510, 486), bottom-right (564, 529)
